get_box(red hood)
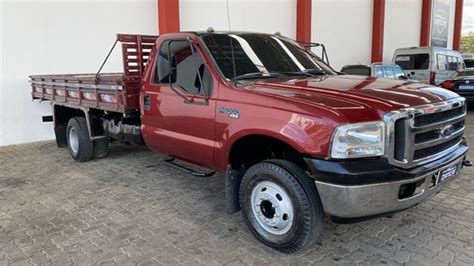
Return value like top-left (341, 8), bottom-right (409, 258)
top-left (245, 75), bottom-right (461, 123)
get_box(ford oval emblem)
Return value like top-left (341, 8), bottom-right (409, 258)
top-left (441, 124), bottom-right (455, 137)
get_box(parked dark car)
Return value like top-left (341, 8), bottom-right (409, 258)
top-left (340, 63), bottom-right (418, 82)
top-left (440, 69), bottom-right (474, 101)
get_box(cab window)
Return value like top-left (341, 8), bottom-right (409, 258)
top-left (154, 40), bottom-right (170, 83)
top-left (437, 54), bottom-right (447, 70)
top-left (447, 56), bottom-right (461, 71)
top-left (155, 40), bottom-right (212, 96)
top-left (447, 56), bottom-right (455, 70)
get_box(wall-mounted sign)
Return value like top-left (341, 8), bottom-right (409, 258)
top-left (431, 0), bottom-right (450, 48)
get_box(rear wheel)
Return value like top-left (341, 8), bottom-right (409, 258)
top-left (66, 117), bottom-right (94, 162)
top-left (240, 160), bottom-right (324, 253)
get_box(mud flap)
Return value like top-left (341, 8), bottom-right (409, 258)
top-left (225, 165), bottom-right (244, 214)
top-left (54, 125), bottom-right (67, 148)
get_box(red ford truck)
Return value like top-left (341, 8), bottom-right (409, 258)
top-left (31, 32), bottom-right (470, 253)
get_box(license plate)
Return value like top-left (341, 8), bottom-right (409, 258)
top-left (459, 85), bottom-right (474, 89)
top-left (438, 165), bottom-right (457, 184)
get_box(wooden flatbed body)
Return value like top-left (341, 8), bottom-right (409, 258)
top-left (30, 34), bottom-right (158, 114)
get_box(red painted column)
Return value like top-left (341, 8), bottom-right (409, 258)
top-left (420, 0), bottom-right (432, 46)
top-left (453, 0), bottom-right (464, 51)
top-left (296, 0), bottom-right (312, 43)
top-left (371, 0), bottom-right (385, 63)
top-left (158, 0), bottom-right (180, 34)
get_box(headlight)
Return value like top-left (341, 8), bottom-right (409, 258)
top-left (330, 121), bottom-right (385, 159)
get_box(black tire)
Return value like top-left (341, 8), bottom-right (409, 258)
top-left (240, 160), bottom-right (324, 253)
top-left (93, 138), bottom-right (109, 159)
top-left (66, 117), bottom-right (94, 162)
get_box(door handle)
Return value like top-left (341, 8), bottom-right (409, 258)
top-left (144, 94), bottom-right (150, 110)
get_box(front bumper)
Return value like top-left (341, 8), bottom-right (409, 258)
top-left (305, 141), bottom-right (468, 219)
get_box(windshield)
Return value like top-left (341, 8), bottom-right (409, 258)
top-left (201, 33), bottom-right (336, 80)
top-left (392, 66), bottom-right (406, 79)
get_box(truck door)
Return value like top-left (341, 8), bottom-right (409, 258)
top-left (141, 38), bottom-right (216, 168)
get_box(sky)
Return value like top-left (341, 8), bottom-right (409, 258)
top-left (463, 0), bottom-right (474, 35)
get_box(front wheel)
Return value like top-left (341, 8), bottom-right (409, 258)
top-left (240, 160), bottom-right (324, 253)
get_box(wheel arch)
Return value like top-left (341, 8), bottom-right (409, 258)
top-left (223, 132), bottom-right (312, 215)
top-left (225, 131), bottom-right (310, 172)
top-left (53, 105), bottom-right (88, 147)
top-left (53, 104), bottom-right (106, 145)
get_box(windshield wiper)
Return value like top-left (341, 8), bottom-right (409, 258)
top-left (305, 68), bottom-right (326, 75)
top-left (232, 69), bottom-right (326, 82)
top-left (233, 72), bottom-right (284, 80)
top-left (279, 68), bottom-right (327, 77)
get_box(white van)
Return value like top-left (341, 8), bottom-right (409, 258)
top-left (392, 47), bottom-right (465, 85)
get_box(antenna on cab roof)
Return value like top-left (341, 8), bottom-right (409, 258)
top-left (226, 0), bottom-right (237, 84)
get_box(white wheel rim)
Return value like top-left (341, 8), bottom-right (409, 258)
top-left (69, 127), bottom-right (79, 154)
top-left (250, 180), bottom-right (294, 235)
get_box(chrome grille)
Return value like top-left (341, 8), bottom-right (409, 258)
top-left (384, 98), bottom-right (466, 169)
top-left (413, 106), bottom-right (464, 127)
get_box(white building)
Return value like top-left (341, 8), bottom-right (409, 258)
top-left (0, 0), bottom-right (466, 146)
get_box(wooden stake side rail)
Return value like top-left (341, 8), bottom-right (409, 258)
top-left (30, 74), bottom-right (141, 113)
top-left (30, 34), bottom-right (159, 114)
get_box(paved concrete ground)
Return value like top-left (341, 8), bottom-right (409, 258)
top-left (1, 114), bottom-right (474, 265)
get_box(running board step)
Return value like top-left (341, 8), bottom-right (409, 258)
top-left (163, 158), bottom-right (215, 177)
